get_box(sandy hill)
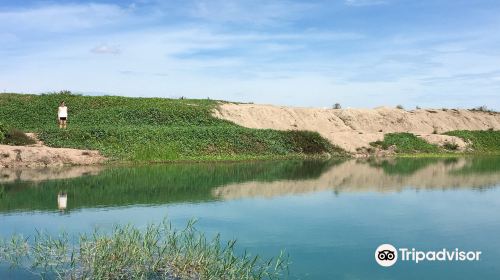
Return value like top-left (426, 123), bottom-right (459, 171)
top-left (214, 103), bottom-right (500, 153)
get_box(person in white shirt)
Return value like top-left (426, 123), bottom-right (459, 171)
top-left (58, 101), bottom-right (68, 129)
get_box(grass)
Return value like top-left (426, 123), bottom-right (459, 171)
top-left (445, 130), bottom-right (500, 154)
top-left (0, 219), bottom-right (288, 280)
top-left (0, 92), bottom-right (345, 161)
top-left (38, 126), bottom-right (340, 161)
top-left (370, 131), bottom-right (500, 155)
top-left (370, 132), bottom-right (440, 153)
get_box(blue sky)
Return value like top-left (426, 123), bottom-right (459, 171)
top-left (1, 0), bottom-right (499, 109)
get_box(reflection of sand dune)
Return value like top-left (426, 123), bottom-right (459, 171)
top-left (213, 159), bottom-right (500, 200)
top-left (0, 166), bottom-right (103, 183)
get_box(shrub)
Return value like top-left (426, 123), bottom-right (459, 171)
top-left (2, 128), bottom-right (35, 146)
top-left (0, 122), bottom-right (6, 143)
top-left (473, 105), bottom-right (488, 112)
top-left (396, 105), bottom-right (404, 110)
top-left (333, 103), bottom-right (341, 109)
top-left (443, 142), bottom-right (459, 151)
top-left (369, 133), bottom-right (439, 153)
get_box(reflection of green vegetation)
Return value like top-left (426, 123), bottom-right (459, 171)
top-left (451, 157), bottom-right (500, 174)
top-left (368, 157), bottom-right (441, 175)
top-left (0, 92), bottom-right (343, 161)
top-left (445, 130), bottom-right (500, 154)
top-left (369, 156), bottom-right (500, 177)
top-left (0, 160), bottom-right (337, 213)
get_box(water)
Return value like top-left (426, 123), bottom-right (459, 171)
top-left (1, 157), bottom-right (500, 279)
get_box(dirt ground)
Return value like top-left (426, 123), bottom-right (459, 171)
top-left (214, 103), bottom-right (500, 154)
top-left (0, 133), bottom-right (106, 168)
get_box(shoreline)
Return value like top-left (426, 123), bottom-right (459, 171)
top-left (1, 141), bottom-right (498, 169)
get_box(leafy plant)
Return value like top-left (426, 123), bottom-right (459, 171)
top-left (369, 133), bottom-right (440, 153)
top-left (445, 130), bottom-right (500, 154)
top-left (0, 122), bottom-right (6, 143)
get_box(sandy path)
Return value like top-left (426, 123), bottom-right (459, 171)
top-left (214, 104), bottom-right (500, 153)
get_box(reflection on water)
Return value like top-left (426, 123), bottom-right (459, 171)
top-left (1, 157), bottom-right (500, 280)
top-left (57, 192), bottom-right (67, 211)
top-left (0, 166), bottom-right (102, 183)
top-left (0, 157), bottom-right (499, 213)
top-left (214, 158), bottom-right (500, 199)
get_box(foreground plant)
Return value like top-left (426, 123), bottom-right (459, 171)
top-left (0, 220), bottom-right (288, 280)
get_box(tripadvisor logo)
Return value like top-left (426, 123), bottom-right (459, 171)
top-left (375, 244), bottom-right (482, 267)
top-left (375, 244), bottom-right (398, 267)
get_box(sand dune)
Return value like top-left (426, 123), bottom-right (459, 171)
top-left (214, 104), bottom-right (500, 152)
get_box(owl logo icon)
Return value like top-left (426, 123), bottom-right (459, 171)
top-left (375, 244), bottom-right (398, 267)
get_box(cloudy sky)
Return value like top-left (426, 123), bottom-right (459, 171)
top-left (1, 0), bottom-right (499, 109)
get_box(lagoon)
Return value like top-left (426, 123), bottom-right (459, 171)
top-left (1, 158), bottom-right (500, 279)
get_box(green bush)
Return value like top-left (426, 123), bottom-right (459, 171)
top-left (445, 130), bottom-right (500, 153)
top-left (0, 122), bottom-right (5, 143)
top-left (1, 128), bottom-right (36, 146)
top-left (370, 133), bottom-right (440, 153)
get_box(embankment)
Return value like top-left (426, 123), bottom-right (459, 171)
top-left (214, 103), bottom-right (500, 153)
top-left (0, 92), bottom-right (338, 164)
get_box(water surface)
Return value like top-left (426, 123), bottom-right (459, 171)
top-left (1, 157), bottom-right (500, 279)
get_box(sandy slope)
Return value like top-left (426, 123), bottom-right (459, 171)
top-left (214, 103), bottom-right (500, 153)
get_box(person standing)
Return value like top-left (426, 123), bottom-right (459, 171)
top-left (58, 101), bottom-right (68, 128)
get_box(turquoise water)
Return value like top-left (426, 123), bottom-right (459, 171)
top-left (1, 158), bottom-right (500, 279)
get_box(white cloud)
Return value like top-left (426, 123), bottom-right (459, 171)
top-left (91, 44), bottom-right (121, 55)
top-left (0, 1), bottom-right (499, 110)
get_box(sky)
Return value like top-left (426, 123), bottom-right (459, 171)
top-left (0, 0), bottom-right (499, 109)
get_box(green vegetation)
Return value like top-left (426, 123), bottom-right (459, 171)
top-left (445, 130), bottom-right (500, 154)
top-left (370, 132), bottom-right (440, 153)
top-left (371, 131), bottom-right (500, 156)
top-left (0, 122), bottom-right (35, 145)
top-left (0, 220), bottom-right (288, 280)
top-left (0, 122), bottom-right (5, 143)
top-left (1, 128), bottom-right (35, 146)
top-left (0, 92), bottom-right (344, 161)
